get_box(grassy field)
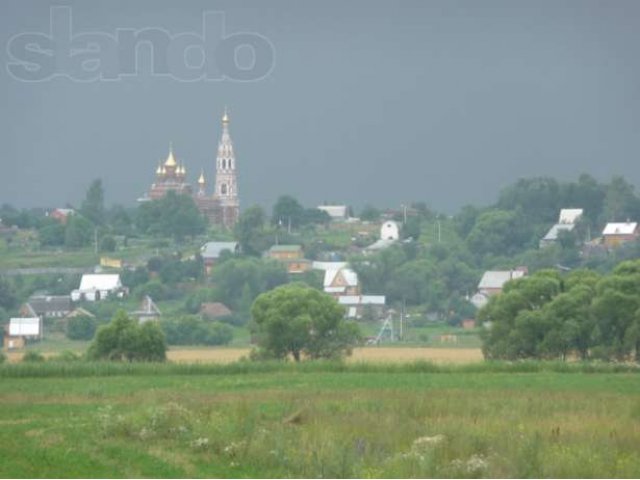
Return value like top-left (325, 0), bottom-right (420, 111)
top-left (1, 362), bottom-right (639, 478)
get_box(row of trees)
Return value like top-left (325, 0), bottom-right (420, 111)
top-left (480, 259), bottom-right (640, 361)
top-left (81, 282), bottom-right (360, 363)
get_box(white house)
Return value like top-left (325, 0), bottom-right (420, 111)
top-left (323, 268), bottom-right (360, 297)
top-left (71, 274), bottom-right (126, 302)
top-left (4, 317), bottom-right (43, 349)
top-left (380, 221), bottom-right (400, 241)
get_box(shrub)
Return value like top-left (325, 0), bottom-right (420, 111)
top-left (133, 280), bottom-right (168, 301)
top-left (67, 315), bottom-right (98, 340)
top-left (22, 351), bottom-right (45, 362)
top-left (160, 316), bottom-right (234, 346)
top-left (50, 350), bottom-right (82, 362)
top-left (0, 352), bottom-right (6, 364)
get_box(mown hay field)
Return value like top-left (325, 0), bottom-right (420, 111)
top-left (166, 347), bottom-right (484, 364)
top-left (1, 362), bottom-right (639, 478)
top-left (5, 347), bottom-right (484, 364)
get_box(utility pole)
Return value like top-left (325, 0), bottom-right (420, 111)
top-left (402, 204), bottom-right (407, 225)
top-left (94, 228), bottom-right (98, 255)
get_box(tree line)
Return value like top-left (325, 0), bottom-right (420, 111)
top-left (479, 259), bottom-right (640, 361)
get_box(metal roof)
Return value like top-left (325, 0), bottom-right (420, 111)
top-left (542, 223), bottom-right (575, 241)
top-left (602, 222), bottom-right (638, 236)
top-left (558, 209), bottom-right (583, 224)
top-left (312, 261), bottom-right (348, 271)
top-left (338, 295), bottom-right (386, 305)
top-left (9, 318), bottom-right (41, 336)
top-left (317, 205), bottom-right (348, 218)
top-left (200, 241), bottom-right (239, 259)
top-left (478, 270), bottom-right (526, 290)
top-left (78, 274), bottom-right (122, 292)
top-left (324, 268), bottom-right (358, 288)
top-left (27, 295), bottom-right (72, 314)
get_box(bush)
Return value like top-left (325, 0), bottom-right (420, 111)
top-left (133, 280), bottom-right (168, 301)
top-left (22, 351), bottom-right (45, 363)
top-left (0, 352), bottom-right (6, 364)
top-left (67, 315), bottom-right (98, 340)
top-left (160, 316), bottom-right (233, 346)
top-left (50, 350), bottom-right (81, 362)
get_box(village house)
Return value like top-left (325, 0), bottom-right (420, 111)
top-left (200, 241), bottom-right (239, 275)
top-left (23, 295), bottom-right (72, 319)
top-left (364, 220), bottom-right (400, 253)
top-left (317, 205), bottom-right (349, 221)
top-left (3, 317), bottom-right (43, 350)
top-left (471, 268), bottom-right (528, 308)
top-left (48, 208), bottom-right (75, 224)
top-left (71, 274), bottom-right (127, 302)
top-left (602, 221), bottom-right (639, 248)
top-left (540, 208), bottom-right (583, 248)
top-left (265, 245), bottom-right (311, 274)
top-left (323, 268), bottom-right (361, 298)
top-left (131, 296), bottom-right (162, 324)
top-left (200, 302), bottom-right (232, 320)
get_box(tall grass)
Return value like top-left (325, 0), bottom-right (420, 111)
top-left (1, 359), bottom-right (638, 378)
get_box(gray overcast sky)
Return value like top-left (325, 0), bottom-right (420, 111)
top-left (1, 0), bottom-right (640, 213)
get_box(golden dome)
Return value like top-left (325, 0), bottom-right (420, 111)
top-left (165, 143), bottom-right (177, 167)
top-left (222, 108), bottom-right (229, 124)
top-left (156, 163), bottom-right (163, 175)
top-left (198, 170), bottom-right (206, 184)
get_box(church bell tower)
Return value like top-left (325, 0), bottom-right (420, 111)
top-left (213, 108), bottom-right (240, 228)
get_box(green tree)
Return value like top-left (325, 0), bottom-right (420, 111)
top-left (360, 204), bottom-right (381, 222)
top-left (87, 310), bottom-right (166, 361)
top-left (80, 179), bottom-right (106, 226)
top-left (0, 277), bottom-right (17, 310)
top-left (64, 215), bottom-right (94, 248)
top-left (66, 315), bottom-right (98, 341)
top-left (251, 283), bottom-right (361, 361)
top-left (272, 195), bottom-right (305, 228)
top-left (234, 205), bottom-right (269, 256)
top-left (37, 218), bottom-right (66, 247)
top-left (136, 192), bottom-right (206, 241)
top-left (602, 176), bottom-right (640, 222)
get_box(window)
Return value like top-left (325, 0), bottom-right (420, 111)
top-left (221, 184), bottom-right (228, 195)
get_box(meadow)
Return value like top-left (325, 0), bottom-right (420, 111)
top-left (1, 361), bottom-right (640, 478)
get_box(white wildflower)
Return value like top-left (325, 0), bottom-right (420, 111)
top-left (192, 437), bottom-right (209, 449)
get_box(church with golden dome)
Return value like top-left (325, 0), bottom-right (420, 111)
top-left (141, 109), bottom-right (240, 229)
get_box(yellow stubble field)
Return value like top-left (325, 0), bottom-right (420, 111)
top-left (166, 347), bottom-right (484, 364)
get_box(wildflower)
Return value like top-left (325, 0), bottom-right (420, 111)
top-left (451, 454), bottom-right (489, 474)
top-left (192, 437), bottom-right (209, 449)
top-left (412, 434), bottom-right (445, 450)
